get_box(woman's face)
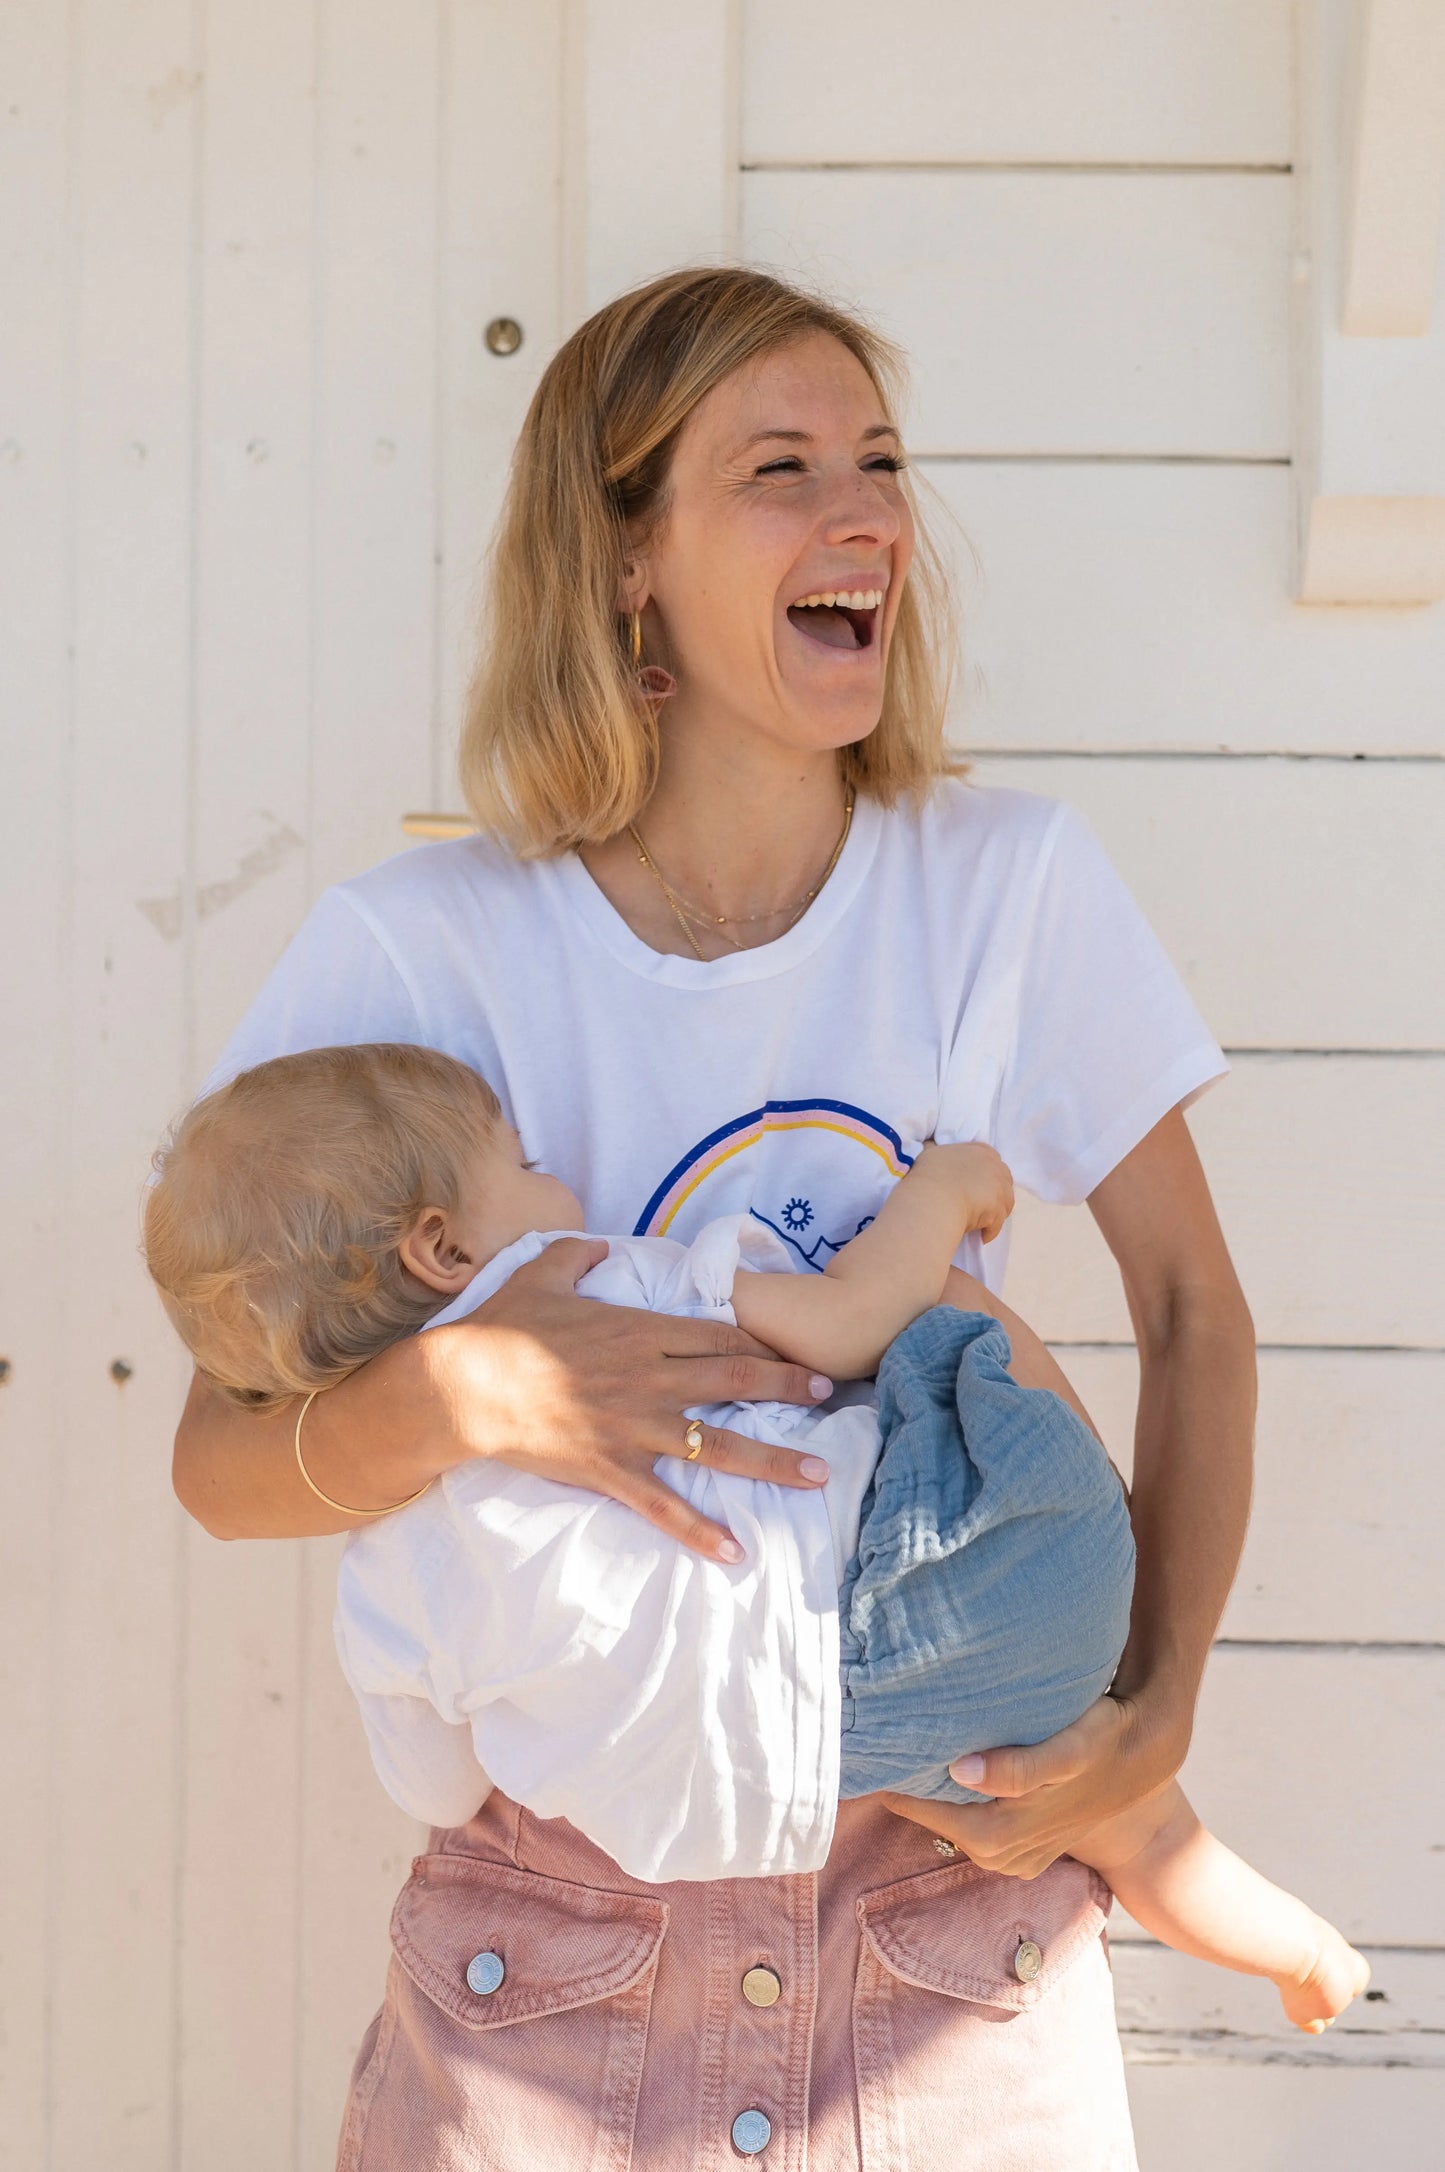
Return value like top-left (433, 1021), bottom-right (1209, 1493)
top-left (631, 330), bottom-right (915, 762)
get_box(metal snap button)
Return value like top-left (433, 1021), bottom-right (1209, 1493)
top-left (741, 1965), bottom-right (782, 2007)
top-left (1013, 1937), bottom-right (1043, 1983)
top-left (731, 2108), bottom-right (772, 2155)
top-left (466, 1949), bottom-right (505, 1995)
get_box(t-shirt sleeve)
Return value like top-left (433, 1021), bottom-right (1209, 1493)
top-left (199, 885), bottom-right (425, 1096)
top-left (993, 800), bottom-right (1229, 1205)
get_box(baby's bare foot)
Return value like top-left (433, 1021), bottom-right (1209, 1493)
top-left (1277, 1922), bottom-right (1371, 2032)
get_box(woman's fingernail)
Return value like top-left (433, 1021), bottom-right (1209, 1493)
top-left (810, 1375), bottom-right (833, 1399)
top-left (951, 1755), bottom-right (987, 1786)
top-left (717, 1537), bottom-right (745, 1564)
top-left (799, 1456), bottom-right (830, 1482)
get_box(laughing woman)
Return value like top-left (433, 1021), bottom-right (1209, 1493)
top-left (173, 267), bottom-right (1254, 2170)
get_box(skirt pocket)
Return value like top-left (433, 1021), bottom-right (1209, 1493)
top-left (336, 1852), bottom-right (668, 2172)
top-left (852, 1853), bottom-right (1137, 2172)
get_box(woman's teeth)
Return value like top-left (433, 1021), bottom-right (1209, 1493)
top-left (792, 587), bottom-right (884, 610)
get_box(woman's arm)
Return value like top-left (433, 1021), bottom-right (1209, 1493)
top-left (173, 1238), bottom-right (838, 1560)
top-left (883, 1103), bottom-right (1256, 1876)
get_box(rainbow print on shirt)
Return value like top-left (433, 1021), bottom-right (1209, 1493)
top-left (633, 1097), bottom-right (916, 1272)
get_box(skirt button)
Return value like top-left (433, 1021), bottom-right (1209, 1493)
top-left (466, 1950), bottom-right (505, 1996)
top-left (1013, 1938), bottom-right (1043, 1983)
top-left (731, 2108), bottom-right (772, 2154)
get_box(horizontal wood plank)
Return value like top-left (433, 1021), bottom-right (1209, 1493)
top-left (741, 169), bottom-right (1292, 457)
top-left (1103, 1649), bottom-right (1445, 1948)
top-left (969, 761), bottom-right (1445, 1052)
top-left (1126, 2064), bottom-right (1445, 2171)
top-left (1058, 1348), bottom-right (1445, 1644)
top-left (742, 0), bottom-right (1292, 168)
top-left (924, 461), bottom-right (1445, 756)
top-left (1115, 1943), bottom-right (1445, 2067)
top-left (1004, 1055), bottom-right (1445, 1350)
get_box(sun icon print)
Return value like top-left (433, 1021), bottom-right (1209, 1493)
top-left (780, 1197), bottom-right (814, 1233)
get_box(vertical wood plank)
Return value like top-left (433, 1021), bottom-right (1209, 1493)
top-left (0, 4), bottom-right (69, 2161)
top-left (433, 0), bottom-right (566, 798)
top-left (296, 1), bottom-right (444, 2152)
top-left (174, 3), bottom-right (318, 2165)
top-left (45, 1), bottom-right (199, 2163)
top-left (306, 0), bottom-right (439, 899)
top-left (573, 0), bottom-right (740, 320)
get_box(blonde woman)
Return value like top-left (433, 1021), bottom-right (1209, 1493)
top-left (173, 268), bottom-right (1254, 2169)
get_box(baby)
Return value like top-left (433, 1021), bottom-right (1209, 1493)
top-left (145, 1041), bottom-right (1368, 2033)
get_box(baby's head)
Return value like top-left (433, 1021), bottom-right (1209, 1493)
top-left (143, 1042), bottom-right (582, 1411)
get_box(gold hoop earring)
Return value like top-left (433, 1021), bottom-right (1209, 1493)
top-left (629, 609), bottom-right (642, 667)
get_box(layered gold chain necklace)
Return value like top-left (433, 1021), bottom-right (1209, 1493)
top-left (627, 786), bottom-right (856, 962)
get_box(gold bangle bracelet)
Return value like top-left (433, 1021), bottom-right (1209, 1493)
top-left (293, 1388), bottom-right (433, 1519)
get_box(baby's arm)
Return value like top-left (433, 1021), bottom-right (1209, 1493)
top-left (731, 1142), bottom-right (1013, 1378)
top-left (1072, 1781), bottom-right (1369, 2032)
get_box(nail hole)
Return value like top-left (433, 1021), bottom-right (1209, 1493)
top-left (110, 1358), bottom-right (134, 1383)
top-left (1364, 1988), bottom-right (1387, 2002)
top-left (0, 1358), bottom-right (11, 1383)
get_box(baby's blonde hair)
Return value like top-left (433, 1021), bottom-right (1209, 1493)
top-left (144, 1043), bottom-right (501, 1412)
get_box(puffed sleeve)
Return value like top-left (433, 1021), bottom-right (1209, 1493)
top-left (993, 800), bottom-right (1228, 1204)
top-left (199, 885), bottom-right (425, 1095)
top-left (331, 1509), bottom-right (496, 1830)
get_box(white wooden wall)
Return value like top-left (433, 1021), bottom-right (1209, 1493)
top-left (2, 3), bottom-right (1441, 2166)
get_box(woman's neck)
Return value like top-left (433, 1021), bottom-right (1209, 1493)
top-left (578, 735), bottom-right (853, 961)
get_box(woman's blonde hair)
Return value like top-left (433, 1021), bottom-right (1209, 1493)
top-left (460, 264), bottom-right (966, 856)
top-left (143, 1044), bottom-right (501, 1412)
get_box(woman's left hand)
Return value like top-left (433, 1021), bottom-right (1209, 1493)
top-left (879, 1689), bottom-right (1186, 1878)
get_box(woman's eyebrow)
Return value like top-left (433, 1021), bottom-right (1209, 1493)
top-left (736, 424), bottom-right (902, 453)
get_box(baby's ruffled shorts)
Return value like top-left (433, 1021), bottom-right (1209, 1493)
top-left (837, 1306), bottom-right (1137, 1803)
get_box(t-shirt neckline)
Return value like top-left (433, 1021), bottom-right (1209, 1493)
top-left (550, 790), bottom-right (884, 987)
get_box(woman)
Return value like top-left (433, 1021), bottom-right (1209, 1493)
top-left (174, 267), bottom-right (1255, 2169)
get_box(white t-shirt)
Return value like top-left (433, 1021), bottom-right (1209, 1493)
top-left (331, 1214), bottom-right (884, 1882)
top-left (206, 778), bottom-right (1226, 1865)
top-left (207, 780), bottom-right (1228, 1295)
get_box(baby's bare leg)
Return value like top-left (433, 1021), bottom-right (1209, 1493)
top-left (1073, 1782), bottom-right (1370, 2031)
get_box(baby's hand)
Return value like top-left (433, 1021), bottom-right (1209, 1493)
top-left (911, 1141), bottom-right (1015, 1245)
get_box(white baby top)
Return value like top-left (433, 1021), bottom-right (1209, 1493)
top-left (331, 1212), bottom-right (882, 1883)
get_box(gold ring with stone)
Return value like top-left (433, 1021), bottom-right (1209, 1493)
top-left (683, 1420), bottom-right (705, 1462)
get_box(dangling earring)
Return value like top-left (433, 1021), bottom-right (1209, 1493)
top-left (629, 608), bottom-right (642, 667)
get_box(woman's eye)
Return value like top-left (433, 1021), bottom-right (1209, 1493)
top-left (755, 455), bottom-right (907, 476)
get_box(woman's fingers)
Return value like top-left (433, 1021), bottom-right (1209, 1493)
top-left (876, 1792), bottom-right (1063, 1880)
top-left (664, 1420), bottom-right (832, 1491)
top-left (668, 1347), bottom-right (833, 1413)
top-left (949, 1699), bottom-right (1127, 1798)
top-left (503, 1236), bottom-right (611, 1292)
top-left (610, 1470), bottom-right (749, 1563)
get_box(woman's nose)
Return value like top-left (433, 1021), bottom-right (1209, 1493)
top-left (820, 471), bottom-right (902, 546)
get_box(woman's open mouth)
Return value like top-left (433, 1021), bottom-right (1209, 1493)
top-left (785, 585), bottom-right (884, 655)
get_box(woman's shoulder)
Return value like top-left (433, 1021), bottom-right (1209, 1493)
top-left (880, 773), bottom-right (1076, 897)
top-left (314, 830), bottom-right (562, 975)
top-left (334, 828), bottom-right (536, 926)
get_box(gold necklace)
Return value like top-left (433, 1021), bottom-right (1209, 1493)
top-left (628, 788), bottom-right (856, 961)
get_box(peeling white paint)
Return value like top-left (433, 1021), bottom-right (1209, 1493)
top-left (137, 819), bottom-right (303, 940)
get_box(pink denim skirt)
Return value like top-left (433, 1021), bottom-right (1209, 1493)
top-left (335, 1787), bottom-right (1137, 2170)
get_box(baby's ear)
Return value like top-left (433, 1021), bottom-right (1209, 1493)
top-left (398, 1207), bottom-right (476, 1295)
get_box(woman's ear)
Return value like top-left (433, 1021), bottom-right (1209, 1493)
top-left (398, 1207), bottom-right (477, 1295)
top-left (616, 552), bottom-right (650, 617)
